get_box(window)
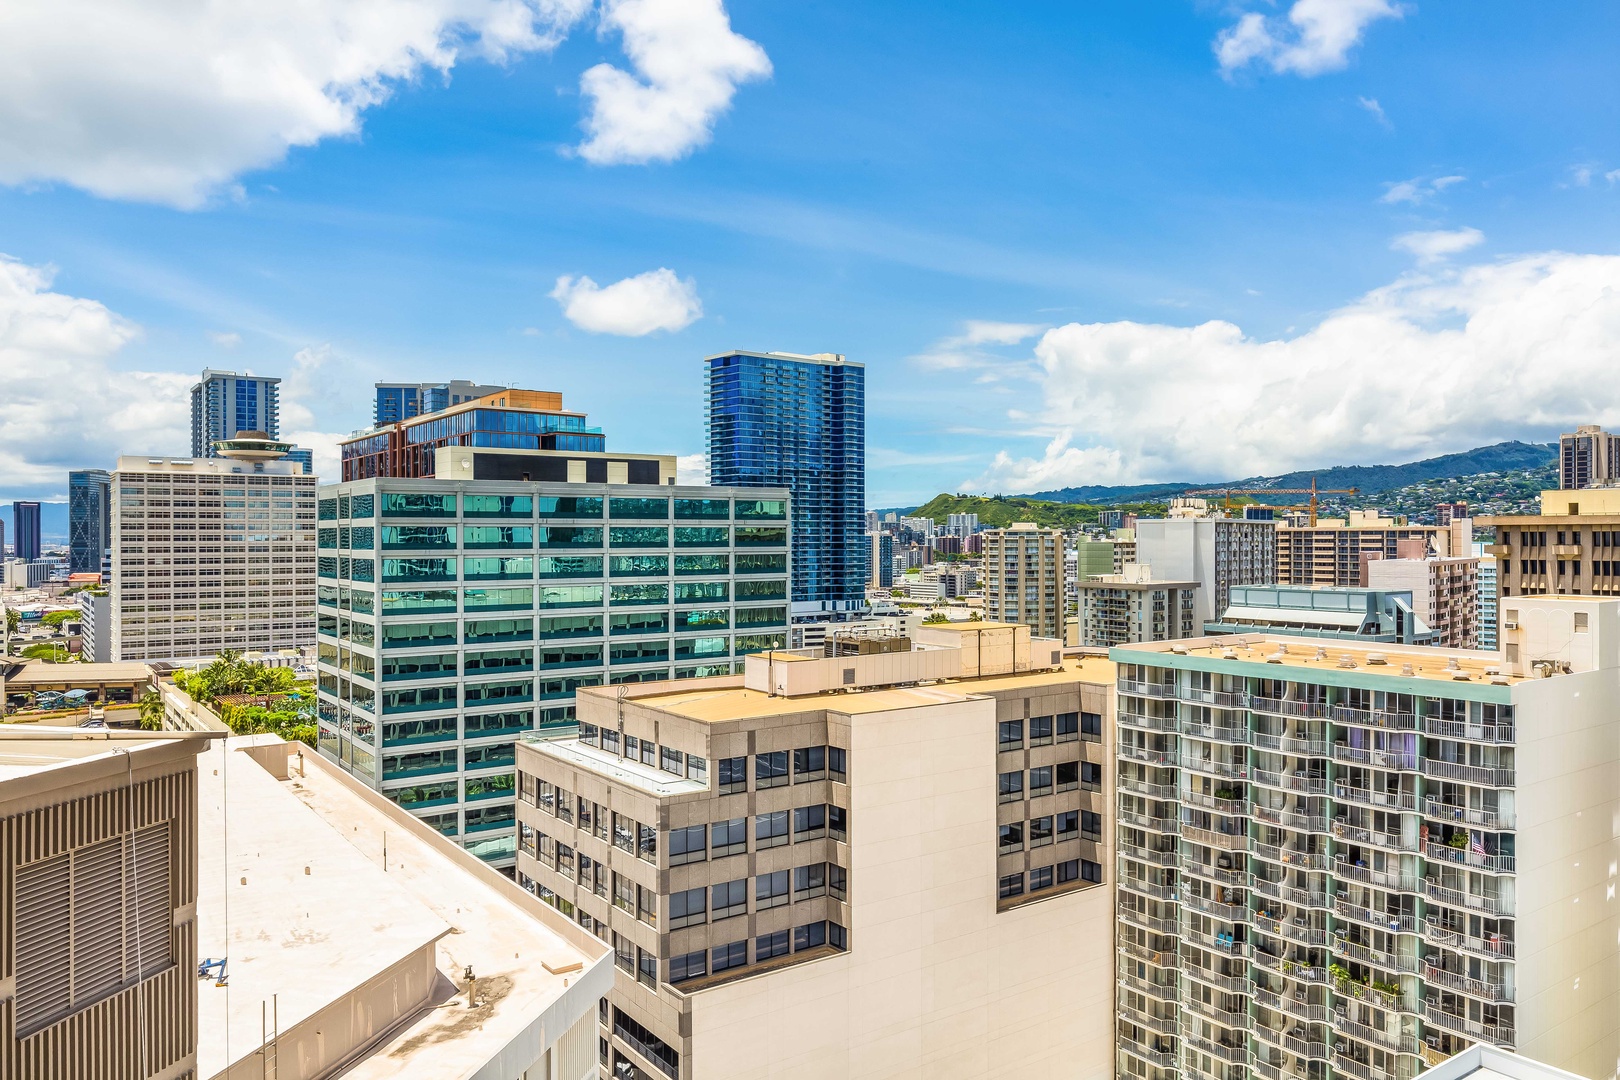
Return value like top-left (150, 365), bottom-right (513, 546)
top-left (998, 823), bottom-right (1023, 853)
top-left (756, 810), bottom-right (789, 849)
top-left (829, 805), bottom-right (847, 841)
top-left (638, 823), bottom-right (657, 863)
top-left (1081, 859), bottom-right (1102, 883)
top-left (1056, 761), bottom-right (1079, 792)
top-left (998, 873), bottom-right (1025, 899)
top-left (793, 921), bottom-right (827, 952)
top-left (756, 929), bottom-right (790, 961)
top-left (711, 940), bottom-right (747, 975)
top-left (1057, 859), bottom-right (1080, 884)
top-left (1030, 815), bottom-right (1054, 848)
top-left (794, 746), bottom-right (826, 781)
top-left (661, 746), bottom-right (684, 775)
top-left (1029, 715), bottom-right (1053, 746)
top-left (793, 863), bottom-right (827, 900)
top-left (1082, 811), bottom-right (1102, 841)
top-left (1080, 761), bottom-right (1102, 790)
top-left (998, 770), bottom-right (1024, 803)
top-left (1029, 766), bottom-right (1053, 797)
top-left (718, 756), bottom-right (747, 794)
top-left (638, 885), bottom-right (658, 927)
top-left (670, 950), bottom-right (707, 983)
top-left (1081, 712), bottom-right (1103, 740)
top-left (829, 864), bottom-right (848, 901)
top-left (637, 948), bottom-right (658, 988)
top-left (1056, 712), bottom-right (1079, 742)
top-left (755, 751), bottom-right (789, 788)
top-left (793, 804), bottom-right (826, 839)
top-left (670, 887), bottom-right (707, 929)
top-left (1030, 866), bottom-right (1054, 891)
top-left (686, 754), bottom-right (707, 783)
top-left (14, 825), bottom-right (173, 1038)
top-left (828, 746), bottom-right (847, 782)
top-left (998, 719), bottom-right (1023, 749)
top-left (713, 817), bottom-right (748, 858)
top-left (756, 870), bottom-right (790, 909)
top-left (613, 932), bottom-right (635, 974)
top-left (669, 825), bottom-right (707, 866)
top-left (712, 879), bottom-right (748, 920)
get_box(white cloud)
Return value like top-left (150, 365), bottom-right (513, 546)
top-left (675, 452), bottom-right (707, 484)
top-left (0, 254), bottom-right (194, 500)
top-left (280, 343), bottom-right (370, 481)
top-left (1216, 0), bottom-right (1402, 77)
top-left (913, 320), bottom-right (1047, 371)
top-left (1570, 164), bottom-right (1595, 188)
top-left (1607, 169), bottom-right (1620, 185)
top-left (576, 0), bottom-right (771, 165)
top-left (1358, 96), bottom-right (1391, 127)
top-left (550, 267), bottom-right (702, 335)
top-left (208, 331), bottom-right (242, 348)
top-left (1391, 227), bottom-right (1484, 264)
top-left (963, 251), bottom-right (1620, 493)
top-left (1380, 175), bottom-right (1465, 205)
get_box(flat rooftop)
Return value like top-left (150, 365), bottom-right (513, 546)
top-left (4, 661), bottom-right (153, 685)
top-left (1115, 634), bottom-right (1521, 685)
top-left (197, 736), bottom-right (604, 1079)
top-left (584, 654), bottom-right (1118, 724)
top-left (0, 728), bottom-right (183, 783)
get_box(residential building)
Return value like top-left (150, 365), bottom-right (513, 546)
top-left (193, 732), bottom-right (611, 1080)
top-left (868, 530), bottom-right (894, 588)
top-left (190, 368), bottom-right (281, 456)
top-left (1473, 542), bottom-right (1498, 650)
top-left (285, 446), bottom-right (313, 475)
top-left (1077, 538), bottom-right (1117, 579)
top-left (68, 470), bottom-right (111, 574)
top-left (1076, 564), bottom-right (1200, 647)
top-left (1278, 511), bottom-right (1470, 588)
top-left (1135, 517), bottom-right (1278, 625)
top-left (0, 726), bottom-right (210, 1079)
top-left (374, 379), bottom-right (506, 425)
top-left (1204, 583), bottom-right (1436, 644)
top-left (1113, 599), bottom-right (1620, 1080)
top-left (1367, 548), bottom-right (1481, 649)
top-left (1558, 424), bottom-right (1620, 490)
top-left (1435, 502), bottom-right (1470, 527)
top-left (515, 623), bottom-right (1115, 1080)
top-left (315, 444), bottom-right (791, 870)
top-left (11, 500), bottom-right (41, 562)
top-left (78, 586), bottom-right (111, 662)
top-left (342, 387), bottom-right (606, 481)
top-left (1114, 529), bottom-right (1138, 574)
top-left (110, 433), bottom-right (318, 662)
top-left (1479, 487), bottom-right (1620, 600)
top-left (946, 511), bottom-right (980, 537)
top-left (984, 522), bottom-right (1064, 638)
top-left (705, 350), bottom-right (866, 616)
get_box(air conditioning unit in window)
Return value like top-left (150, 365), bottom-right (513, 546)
top-left (1502, 621), bottom-right (1518, 630)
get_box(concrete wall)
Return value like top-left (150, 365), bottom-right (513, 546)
top-left (682, 694), bottom-right (1114, 1080)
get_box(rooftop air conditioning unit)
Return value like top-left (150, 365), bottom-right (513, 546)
top-left (1365, 653), bottom-right (1388, 666)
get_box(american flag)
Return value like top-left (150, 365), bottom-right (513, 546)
top-left (1470, 831), bottom-right (1486, 856)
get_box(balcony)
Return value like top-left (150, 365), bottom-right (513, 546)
top-left (1181, 857), bottom-right (1248, 887)
top-left (1250, 697), bottom-right (1329, 720)
top-left (1182, 790), bottom-right (1250, 816)
top-left (1333, 784), bottom-right (1419, 813)
top-left (1125, 845), bottom-right (1181, 868)
top-left (1333, 705), bottom-right (1417, 731)
top-left (1120, 809), bottom-right (1181, 835)
top-left (1183, 893), bottom-right (1251, 923)
top-left (1121, 906), bottom-right (1180, 935)
top-left (1180, 718), bottom-right (1253, 745)
top-left (1252, 879), bottom-right (1330, 909)
top-left (1331, 1052), bottom-right (1385, 1080)
top-left (1335, 1015), bottom-right (1419, 1056)
top-left (1120, 777), bottom-right (1180, 799)
top-left (1184, 1033), bottom-right (1250, 1065)
top-left (1120, 679), bottom-right (1176, 699)
top-left (1183, 997), bottom-right (1251, 1032)
top-left (1333, 935), bottom-right (1419, 974)
top-left (1182, 758), bottom-right (1250, 781)
top-left (1121, 969), bottom-right (1180, 1002)
top-left (1423, 717), bottom-right (1514, 744)
top-left (1421, 759), bottom-right (1515, 788)
top-left (1421, 1002), bottom-right (1515, 1047)
top-left (1423, 840), bottom-right (1516, 874)
top-left (1182, 824), bottom-right (1250, 851)
top-left (1251, 805), bottom-right (1328, 834)
top-left (1121, 1007), bottom-right (1179, 1036)
top-left (1254, 732), bottom-right (1328, 756)
top-left (1119, 1035), bottom-right (1179, 1070)
top-left (1184, 962), bottom-right (1251, 994)
top-left (1122, 876), bottom-right (1180, 903)
top-left (1180, 687), bottom-right (1251, 709)
top-left (1330, 821), bottom-right (1415, 852)
top-left (1423, 798), bottom-right (1513, 830)
top-left (1276, 993), bottom-right (1333, 1025)
top-left (1121, 939), bottom-right (1179, 967)
top-left (1423, 918), bottom-right (1515, 961)
top-left (1332, 858), bottom-right (1417, 893)
top-left (1122, 744), bottom-right (1180, 767)
top-left (1423, 880), bottom-right (1513, 917)
top-left (1422, 962), bottom-right (1513, 1003)
top-left (1251, 842), bottom-right (1330, 873)
top-left (1251, 950), bottom-right (1327, 984)
top-left (1122, 710), bottom-right (1179, 733)
top-left (1331, 744), bottom-right (1417, 771)
top-left (1252, 769), bottom-right (1328, 795)
top-left (1182, 925), bottom-right (1249, 958)
top-left (1332, 900), bottom-right (1416, 934)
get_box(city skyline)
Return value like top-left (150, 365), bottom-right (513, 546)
top-left (1, 3), bottom-right (1619, 510)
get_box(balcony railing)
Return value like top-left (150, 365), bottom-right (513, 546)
top-left (1333, 784), bottom-right (1420, 813)
top-left (1422, 962), bottom-right (1513, 1002)
top-left (1184, 1033), bottom-right (1250, 1064)
top-left (1421, 1001), bottom-right (1515, 1046)
top-left (1335, 1015), bottom-right (1419, 1056)
top-left (1180, 718), bottom-right (1253, 744)
top-left (1251, 950), bottom-right (1328, 984)
top-left (1333, 858), bottom-right (1418, 893)
top-left (1120, 1006), bottom-right (1179, 1036)
top-left (1423, 879), bottom-right (1513, 916)
top-left (1121, 969), bottom-right (1180, 1001)
top-left (1183, 893), bottom-right (1251, 923)
top-left (1333, 935), bottom-right (1419, 973)
top-left (1254, 731), bottom-right (1329, 756)
top-left (1180, 687), bottom-right (1251, 709)
top-left (1423, 797), bottom-right (1513, 830)
top-left (1122, 876), bottom-right (1180, 902)
top-left (1182, 757), bottom-right (1250, 780)
top-left (1331, 744), bottom-right (1418, 771)
top-left (1181, 925), bottom-right (1249, 957)
top-left (1253, 769), bottom-right (1329, 795)
top-left (1252, 804), bottom-right (1329, 833)
top-left (1421, 759), bottom-right (1515, 787)
top-left (1120, 809), bottom-right (1181, 834)
top-left (1122, 744), bottom-right (1180, 766)
top-left (1120, 679), bottom-right (1176, 699)
top-left (1181, 857), bottom-right (1248, 887)
top-left (1423, 918), bottom-right (1515, 960)
top-left (1332, 900), bottom-right (1417, 934)
top-left (1182, 824), bottom-right (1250, 851)
top-left (1423, 840), bottom-right (1516, 874)
top-left (1250, 697), bottom-right (1330, 719)
top-left (1119, 1035), bottom-right (1179, 1069)
top-left (1424, 717), bottom-right (1514, 744)
top-left (1183, 963), bottom-right (1251, 994)
top-left (1120, 906), bottom-right (1180, 935)
top-left (1181, 790), bottom-right (1250, 816)
top-left (1252, 842), bottom-right (1330, 872)
top-left (1120, 777), bottom-right (1180, 800)
top-left (1330, 821), bottom-right (1416, 852)
top-left (1183, 996), bottom-right (1252, 1032)
top-left (1124, 845), bottom-right (1181, 868)
top-left (1333, 705), bottom-right (1417, 731)
top-left (1121, 710), bottom-right (1179, 733)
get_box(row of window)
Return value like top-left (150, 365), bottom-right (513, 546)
top-left (997, 859), bottom-right (1101, 899)
top-left (385, 772), bottom-right (514, 809)
top-left (997, 762), bottom-right (1102, 802)
top-left (998, 810), bottom-right (1100, 852)
top-left (997, 712), bottom-right (1102, 748)
top-left (372, 617), bottom-right (783, 652)
top-left (323, 493), bottom-right (787, 521)
top-left (364, 525), bottom-right (791, 550)
top-left (667, 862), bottom-right (848, 929)
top-left (667, 921), bottom-right (847, 984)
top-left (518, 779), bottom-right (660, 863)
top-left (320, 580), bottom-right (789, 617)
top-left (667, 804), bottom-right (849, 865)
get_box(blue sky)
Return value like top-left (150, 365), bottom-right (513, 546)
top-left (3, 0), bottom-right (1620, 521)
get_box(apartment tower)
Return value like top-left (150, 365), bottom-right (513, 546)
top-left (1277, 512), bottom-right (1470, 589)
top-left (189, 368), bottom-right (281, 457)
top-left (1558, 425), bottom-right (1620, 491)
top-left (984, 522), bottom-right (1065, 638)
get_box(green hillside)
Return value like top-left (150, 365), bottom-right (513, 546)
top-left (911, 493), bottom-right (1167, 528)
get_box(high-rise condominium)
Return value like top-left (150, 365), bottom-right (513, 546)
top-left (984, 522), bottom-right (1065, 638)
top-left (11, 500), bottom-right (41, 562)
top-left (315, 442), bottom-right (791, 870)
top-left (1113, 597), bottom-right (1620, 1080)
top-left (705, 350), bottom-right (866, 616)
top-left (68, 469), bottom-right (111, 574)
top-left (1559, 425), bottom-right (1620, 490)
top-left (514, 624), bottom-right (1116, 1080)
top-left (1134, 517), bottom-right (1278, 626)
top-left (190, 368), bottom-right (281, 456)
top-left (1277, 512), bottom-right (1471, 589)
top-left (111, 434), bottom-right (317, 661)
top-left (374, 379), bottom-right (507, 424)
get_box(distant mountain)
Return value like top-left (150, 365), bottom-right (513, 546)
top-left (1023, 441), bottom-right (1557, 505)
top-left (910, 493), bottom-right (1169, 529)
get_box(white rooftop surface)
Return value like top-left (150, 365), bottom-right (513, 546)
top-left (197, 736), bottom-right (599, 1079)
top-left (1422, 1045), bottom-right (1594, 1080)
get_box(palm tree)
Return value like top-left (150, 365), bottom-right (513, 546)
top-left (137, 689), bottom-right (165, 731)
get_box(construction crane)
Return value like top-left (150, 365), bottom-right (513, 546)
top-left (1183, 478), bottom-right (1358, 527)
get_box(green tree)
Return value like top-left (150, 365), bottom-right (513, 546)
top-left (138, 690), bottom-right (165, 731)
top-left (41, 610), bottom-right (78, 628)
top-left (922, 613), bottom-right (949, 624)
top-left (5, 608), bottom-right (18, 636)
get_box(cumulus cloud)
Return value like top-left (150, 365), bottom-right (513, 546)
top-left (1391, 227), bottom-right (1484, 264)
top-left (1216, 0), bottom-right (1402, 77)
top-left (963, 252), bottom-right (1620, 494)
top-left (280, 344), bottom-right (371, 481)
top-left (550, 267), bottom-right (702, 335)
top-left (675, 452), bottom-right (707, 484)
top-left (913, 320), bottom-right (1047, 371)
top-left (1380, 175), bottom-right (1464, 204)
top-left (0, 254), bottom-right (194, 499)
top-left (577, 0), bottom-right (771, 165)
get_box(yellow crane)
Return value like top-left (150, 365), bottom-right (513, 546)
top-left (1184, 478), bottom-right (1359, 527)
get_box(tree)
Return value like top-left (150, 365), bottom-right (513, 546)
top-left (138, 690), bottom-right (165, 731)
top-left (922, 612), bottom-right (949, 624)
top-left (4, 608), bottom-right (17, 636)
top-left (41, 610), bottom-right (78, 628)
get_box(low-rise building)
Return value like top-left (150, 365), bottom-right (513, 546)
top-left (1204, 583), bottom-right (1435, 644)
top-left (515, 623), bottom-right (1116, 1080)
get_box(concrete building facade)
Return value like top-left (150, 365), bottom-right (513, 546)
top-left (1076, 567), bottom-right (1200, 648)
top-left (983, 522), bottom-right (1064, 638)
top-left (1113, 599), bottom-right (1620, 1080)
top-left (514, 623), bottom-right (1115, 1080)
top-left (1134, 518), bottom-right (1278, 626)
top-left (1558, 425), bottom-right (1620, 491)
top-left (1277, 513), bottom-right (1470, 588)
top-left (1480, 489), bottom-right (1620, 601)
top-left (1367, 551), bottom-right (1481, 650)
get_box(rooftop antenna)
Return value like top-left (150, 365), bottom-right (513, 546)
top-left (616, 684), bottom-right (628, 759)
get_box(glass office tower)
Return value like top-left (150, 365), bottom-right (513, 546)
top-left (11, 501), bottom-right (41, 562)
top-left (705, 351), bottom-right (866, 615)
top-left (68, 469), bottom-right (112, 574)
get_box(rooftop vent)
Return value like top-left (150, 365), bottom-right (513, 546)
top-left (1400, 663), bottom-right (1415, 677)
top-left (1490, 675), bottom-right (1511, 686)
top-left (1221, 649), bottom-right (1238, 660)
top-left (1265, 651), bottom-right (1286, 664)
top-left (1337, 655), bottom-right (1357, 669)
top-left (1365, 653), bottom-right (1389, 666)
top-left (1451, 673), bottom-right (1472, 681)
top-left (1313, 647), bottom-right (1327, 661)
top-left (1170, 645), bottom-right (1189, 655)
top-left (1483, 665), bottom-right (1502, 676)
top-left (1445, 657), bottom-right (1462, 671)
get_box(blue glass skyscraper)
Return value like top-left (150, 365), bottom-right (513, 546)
top-left (68, 469), bottom-right (111, 573)
top-left (191, 368), bottom-right (281, 456)
top-left (706, 351), bottom-right (866, 613)
top-left (11, 501), bottom-right (41, 562)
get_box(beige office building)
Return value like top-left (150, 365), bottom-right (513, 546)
top-left (1, 728), bottom-right (209, 1080)
top-left (1481, 488), bottom-right (1620, 600)
top-left (1278, 512), bottom-right (1470, 588)
top-left (984, 522), bottom-right (1065, 637)
top-left (515, 623), bottom-right (1116, 1080)
top-left (1558, 425), bottom-right (1620, 491)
